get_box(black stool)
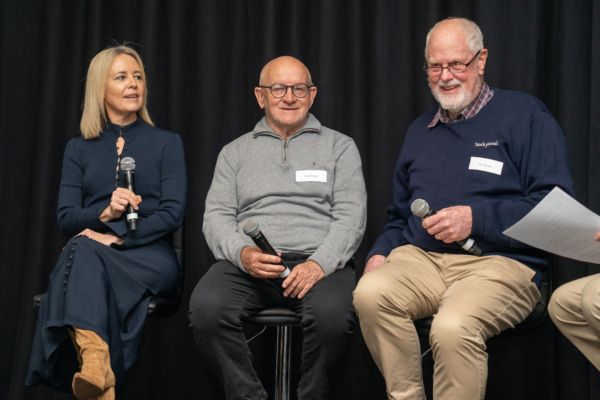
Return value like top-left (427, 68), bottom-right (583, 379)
top-left (246, 307), bottom-right (302, 400)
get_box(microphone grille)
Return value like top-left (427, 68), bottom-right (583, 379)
top-left (120, 157), bottom-right (135, 171)
top-left (411, 199), bottom-right (430, 217)
top-left (243, 220), bottom-right (260, 237)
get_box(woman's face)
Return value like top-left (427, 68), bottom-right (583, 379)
top-left (104, 54), bottom-right (145, 123)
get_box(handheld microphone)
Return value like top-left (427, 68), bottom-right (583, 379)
top-left (411, 199), bottom-right (482, 256)
top-left (120, 157), bottom-right (138, 231)
top-left (243, 220), bottom-right (290, 278)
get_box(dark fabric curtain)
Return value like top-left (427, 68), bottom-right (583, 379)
top-left (1, 0), bottom-right (599, 399)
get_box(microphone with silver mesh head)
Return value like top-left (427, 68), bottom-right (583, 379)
top-left (243, 220), bottom-right (290, 278)
top-left (411, 199), bottom-right (482, 256)
top-left (120, 157), bottom-right (137, 231)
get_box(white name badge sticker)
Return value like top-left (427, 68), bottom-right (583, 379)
top-left (296, 170), bottom-right (327, 182)
top-left (469, 157), bottom-right (504, 175)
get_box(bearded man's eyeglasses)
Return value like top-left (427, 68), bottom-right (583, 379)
top-left (423, 50), bottom-right (482, 76)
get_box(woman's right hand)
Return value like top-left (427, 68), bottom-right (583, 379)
top-left (100, 188), bottom-right (142, 222)
top-left (76, 229), bottom-right (124, 246)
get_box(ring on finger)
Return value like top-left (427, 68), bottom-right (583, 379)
top-left (436, 233), bottom-right (442, 240)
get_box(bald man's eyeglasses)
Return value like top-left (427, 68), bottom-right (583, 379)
top-left (423, 50), bottom-right (482, 76)
top-left (260, 83), bottom-right (315, 98)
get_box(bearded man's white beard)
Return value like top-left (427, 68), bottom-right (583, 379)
top-left (431, 76), bottom-right (480, 115)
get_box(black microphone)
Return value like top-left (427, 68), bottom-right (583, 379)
top-left (411, 199), bottom-right (482, 256)
top-left (120, 157), bottom-right (138, 231)
top-left (243, 220), bottom-right (291, 278)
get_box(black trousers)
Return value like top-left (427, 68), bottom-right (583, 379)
top-left (188, 254), bottom-right (357, 400)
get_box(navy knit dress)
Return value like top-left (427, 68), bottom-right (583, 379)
top-left (26, 118), bottom-right (187, 393)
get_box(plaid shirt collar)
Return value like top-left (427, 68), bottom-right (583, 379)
top-left (428, 82), bottom-right (494, 128)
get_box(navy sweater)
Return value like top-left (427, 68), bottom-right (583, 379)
top-left (367, 88), bottom-right (575, 285)
top-left (57, 118), bottom-right (187, 249)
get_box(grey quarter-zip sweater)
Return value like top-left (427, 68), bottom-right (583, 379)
top-left (203, 113), bottom-right (367, 277)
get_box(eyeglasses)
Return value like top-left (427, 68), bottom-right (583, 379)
top-left (423, 50), bottom-right (482, 76)
top-left (260, 83), bottom-right (315, 98)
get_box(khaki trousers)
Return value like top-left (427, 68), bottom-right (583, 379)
top-left (353, 245), bottom-right (540, 400)
top-left (549, 273), bottom-right (600, 370)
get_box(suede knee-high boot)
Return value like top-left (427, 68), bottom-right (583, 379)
top-left (71, 327), bottom-right (116, 400)
top-left (68, 328), bottom-right (83, 369)
top-left (97, 386), bottom-right (115, 400)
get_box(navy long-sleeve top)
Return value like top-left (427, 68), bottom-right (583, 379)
top-left (367, 88), bottom-right (575, 286)
top-left (57, 118), bottom-right (187, 248)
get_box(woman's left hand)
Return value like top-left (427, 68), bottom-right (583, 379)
top-left (76, 229), bottom-right (124, 246)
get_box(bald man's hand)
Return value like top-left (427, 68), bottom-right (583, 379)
top-left (282, 261), bottom-right (324, 299)
top-left (596, 232), bottom-right (600, 241)
top-left (241, 247), bottom-right (286, 279)
top-left (422, 206), bottom-right (472, 243)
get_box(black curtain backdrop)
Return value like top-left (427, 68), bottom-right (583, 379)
top-left (1, 0), bottom-right (600, 399)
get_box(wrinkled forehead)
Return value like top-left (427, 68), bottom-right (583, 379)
top-left (427, 28), bottom-right (470, 61)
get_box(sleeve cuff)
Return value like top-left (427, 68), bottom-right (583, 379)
top-left (103, 218), bottom-right (128, 238)
top-left (97, 206), bottom-right (129, 238)
top-left (307, 249), bottom-right (342, 277)
top-left (82, 208), bottom-right (110, 232)
top-left (231, 238), bottom-right (250, 272)
top-left (366, 244), bottom-right (393, 263)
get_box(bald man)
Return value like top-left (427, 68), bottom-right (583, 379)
top-left (353, 18), bottom-right (574, 399)
top-left (189, 56), bottom-right (366, 399)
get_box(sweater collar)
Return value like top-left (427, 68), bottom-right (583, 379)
top-left (105, 117), bottom-right (144, 137)
top-left (428, 81), bottom-right (495, 128)
top-left (252, 113), bottom-right (321, 139)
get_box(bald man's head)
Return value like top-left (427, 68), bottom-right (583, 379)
top-left (254, 56), bottom-right (317, 138)
top-left (259, 56), bottom-right (313, 86)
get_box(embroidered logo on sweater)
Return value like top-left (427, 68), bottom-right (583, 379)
top-left (474, 141), bottom-right (498, 148)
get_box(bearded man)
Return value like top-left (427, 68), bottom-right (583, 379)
top-left (353, 18), bottom-right (574, 400)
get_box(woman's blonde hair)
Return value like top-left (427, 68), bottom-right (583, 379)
top-left (80, 45), bottom-right (153, 139)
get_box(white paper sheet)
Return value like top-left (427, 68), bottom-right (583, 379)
top-left (503, 187), bottom-right (600, 263)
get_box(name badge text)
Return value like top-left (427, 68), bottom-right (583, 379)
top-left (468, 157), bottom-right (503, 175)
top-left (296, 170), bottom-right (327, 182)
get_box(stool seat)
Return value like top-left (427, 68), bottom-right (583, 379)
top-left (246, 307), bottom-right (302, 326)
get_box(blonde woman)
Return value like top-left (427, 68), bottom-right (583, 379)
top-left (26, 45), bottom-right (187, 399)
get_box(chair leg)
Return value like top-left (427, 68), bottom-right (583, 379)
top-left (275, 325), bottom-right (293, 400)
